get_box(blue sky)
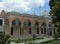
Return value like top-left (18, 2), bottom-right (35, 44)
top-left (0, 0), bottom-right (2, 2)
top-left (0, 0), bottom-right (50, 15)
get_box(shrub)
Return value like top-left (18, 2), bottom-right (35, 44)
top-left (53, 33), bottom-right (58, 40)
top-left (0, 33), bottom-right (10, 44)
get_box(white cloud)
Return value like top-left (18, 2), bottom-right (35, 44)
top-left (0, 0), bottom-right (49, 13)
top-left (0, 2), bottom-right (5, 12)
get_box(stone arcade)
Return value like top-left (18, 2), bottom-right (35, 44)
top-left (0, 10), bottom-right (55, 40)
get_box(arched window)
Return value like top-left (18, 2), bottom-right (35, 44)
top-left (41, 22), bottom-right (46, 26)
top-left (33, 21), bottom-right (39, 27)
top-left (41, 28), bottom-right (43, 34)
top-left (12, 19), bottom-right (21, 26)
top-left (44, 28), bottom-right (46, 34)
top-left (20, 28), bottom-right (21, 35)
top-left (37, 28), bottom-right (39, 34)
top-left (11, 27), bottom-right (13, 35)
top-left (29, 28), bottom-right (31, 34)
top-left (48, 22), bottom-right (52, 27)
top-left (23, 20), bottom-right (31, 27)
top-left (35, 21), bottom-right (39, 34)
top-left (0, 20), bottom-right (2, 25)
top-left (35, 21), bottom-right (39, 27)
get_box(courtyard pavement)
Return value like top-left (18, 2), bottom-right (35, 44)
top-left (10, 37), bottom-right (54, 44)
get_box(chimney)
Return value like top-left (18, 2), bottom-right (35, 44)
top-left (0, 10), bottom-right (6, 17)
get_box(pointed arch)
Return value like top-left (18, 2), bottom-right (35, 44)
top-left (41, 22), bottom-right (46, 26)
top-left (48, 22), bottom-right (52, 27)
top-left (12, 18), bottom-right (21, 26)
top-left (34, 21), bottom-right (39, 34)
top-left (23, 19), bottom-right (31, 27)
top-left (34, 21), bottom-right (39, 27)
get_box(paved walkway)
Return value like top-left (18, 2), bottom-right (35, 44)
top-left (10, 37), bottom-right (54, 44)
top-left (54, 38), bottom-right (60, 43)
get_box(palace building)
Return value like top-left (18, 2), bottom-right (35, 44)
top-left (0, 10), bottom-right (55, 40)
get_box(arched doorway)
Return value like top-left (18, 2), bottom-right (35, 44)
top-left (34, 21), bottom-right (39, 34)
top-left (11, 27), bottom-right (13, 35)
top-left (41, 22), bottom-right (46, 34)
top-left (23, 19), bottom-right (31, 34)
top-left (48, 28), bottom-right (52, 36)
top-left (48, 22), bottom-right (52, 36)
top-left (11, 18), bottom-right (21, 36)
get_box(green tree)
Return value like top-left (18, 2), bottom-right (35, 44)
top-left (49, 0), bottom-right (55, 9)
top-left (49, 0), bottom-right (60, 37)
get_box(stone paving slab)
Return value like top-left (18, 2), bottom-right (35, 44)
top-left (10, 38), bottom-right (54, 44)
top-left (34, 38), bottom-right (54, 43)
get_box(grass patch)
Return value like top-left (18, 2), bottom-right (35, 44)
top-left (12, 39), bottom-right (32, 43)
top-left (28, 42), bottom-right (38, 44)
top-left (26, 41), bottom-right (60, 44)
top-left (41, 41), bottom-right (60, 44)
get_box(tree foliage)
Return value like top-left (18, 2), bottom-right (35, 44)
top-left (49, 0), bottom-right (55, 9)
top-left (0, 33), bottom-right (10, 44)
top-left (49, 0), bottom-right (60, 37)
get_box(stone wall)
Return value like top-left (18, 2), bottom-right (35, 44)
top-left (0, 10), bottom-right (55, 40)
